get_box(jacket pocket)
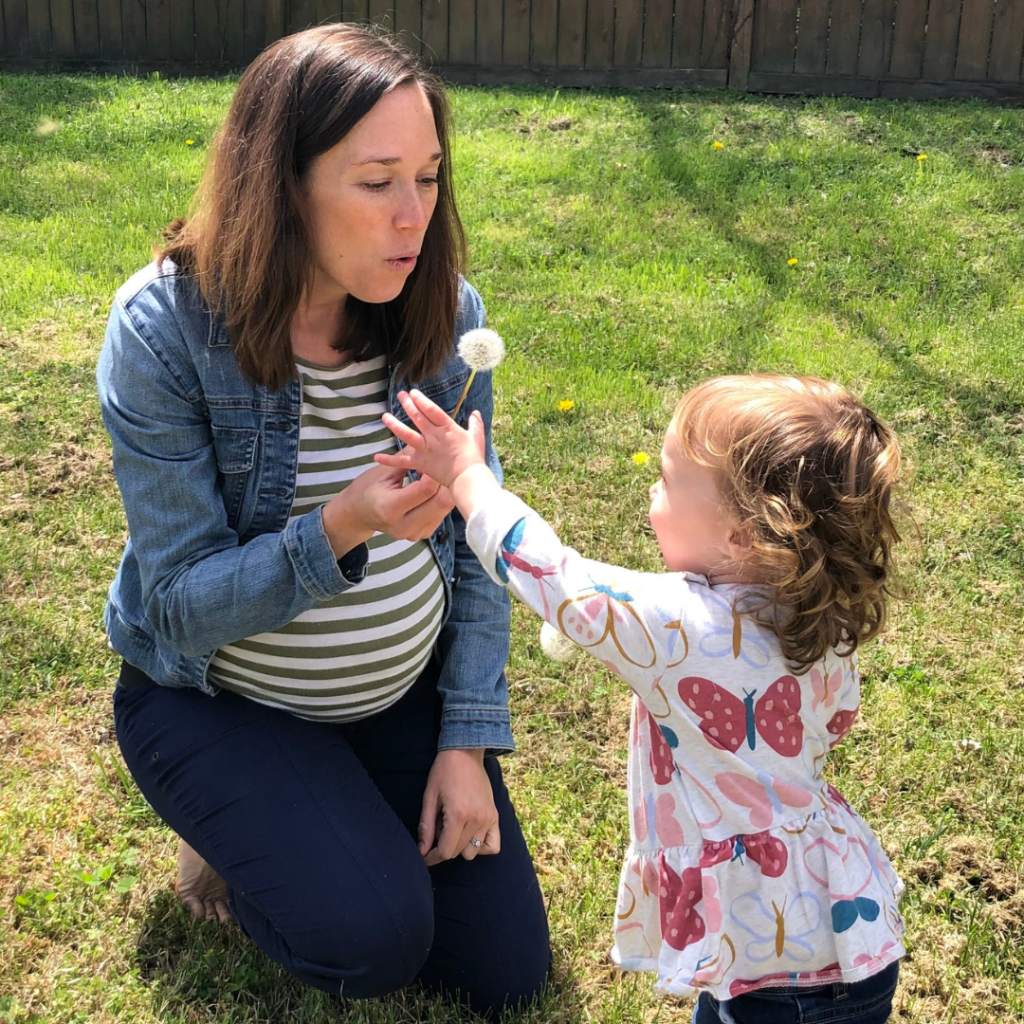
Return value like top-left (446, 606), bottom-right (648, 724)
top-left (210, 424), bottom-right (258, 525)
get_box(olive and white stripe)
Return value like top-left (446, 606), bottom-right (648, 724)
top-left (208, 355), bottom-right (445, 721)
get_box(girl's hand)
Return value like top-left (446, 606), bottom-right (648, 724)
top-left (321, 463), bottom-right (454, 557)
top-left (377, 389), bottom-right (486, 490)
top-left (419, 748), bottom-right (500, 866)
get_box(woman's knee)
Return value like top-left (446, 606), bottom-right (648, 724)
top-left (237, 874), bottom-right (435, 998)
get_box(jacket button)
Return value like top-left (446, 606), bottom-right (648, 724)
top-left (436, 529), bottom-right (449, 544)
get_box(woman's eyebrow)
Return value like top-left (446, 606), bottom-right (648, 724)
top-left (355, 152), bottom-right (443, 166)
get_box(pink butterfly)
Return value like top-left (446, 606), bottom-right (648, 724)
top-left (716, 770), bottom-right (815, 830)
top-left (826, 706), bottom-right (859, 748)
top-left (701, 831), bottom-right (790, 879)
top-left (679, 675), bottom-right (804, 757)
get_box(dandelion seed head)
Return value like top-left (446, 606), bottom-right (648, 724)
top-left (540, 621), bottom-right (579, 662)
top-left (36, 119), bottom-right (61, 136)
top-left (456, 328), bottom-right (505, 372)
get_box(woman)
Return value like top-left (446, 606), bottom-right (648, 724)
top-left (96, 24), bottom-right (549, 1015)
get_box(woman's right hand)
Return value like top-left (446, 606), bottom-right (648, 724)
top-left (321, 464), bottom-right (454, 558)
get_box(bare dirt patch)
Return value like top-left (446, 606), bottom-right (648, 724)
top-left (0, 441), bottom-right (112, 505)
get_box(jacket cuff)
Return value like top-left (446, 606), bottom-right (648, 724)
top-left (284, 506), bottom-right (368, 601)
top-left (438, 707), bottom-right (515, 756)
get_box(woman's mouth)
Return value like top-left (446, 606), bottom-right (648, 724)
top-left (387, 255), bottom-right (418, 272)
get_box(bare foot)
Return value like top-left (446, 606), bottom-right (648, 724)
top-left (174, 839), bottom-right (232, 923)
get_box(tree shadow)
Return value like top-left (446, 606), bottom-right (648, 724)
top-left (621, 90), bottom-right (1024, 481)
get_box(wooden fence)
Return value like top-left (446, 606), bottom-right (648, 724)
top-left (1, 0), bottom-right (1023, 101)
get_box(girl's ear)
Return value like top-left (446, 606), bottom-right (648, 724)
top-left (723, 524), bottom-right (755, 563)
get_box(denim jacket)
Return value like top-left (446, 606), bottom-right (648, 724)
top-left (96, 261), bottom-right (513, 753)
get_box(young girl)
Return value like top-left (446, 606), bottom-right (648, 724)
top-left (378, 375), bottom-right (905, 1024)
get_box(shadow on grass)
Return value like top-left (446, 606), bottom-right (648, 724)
top-left (625, 91), bottom-right (1024, 480)
top-left (134, 890), bottom-right (576, 1024)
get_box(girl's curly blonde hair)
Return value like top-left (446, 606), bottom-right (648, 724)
top-left (673, 375), bottom-right (902, 674)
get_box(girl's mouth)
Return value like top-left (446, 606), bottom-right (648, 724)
top-left (387, 255), bottom-right (418, 272)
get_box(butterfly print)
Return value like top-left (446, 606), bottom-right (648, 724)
top-left (826, 707), bottom-right (859, 748)
top-left (700, 832), bottom-right (790, 879)
top-left (557, 581), bottom-right (658, 668)
top-left (637, 701), bottom-right (675, 785)
top-left (679, 675), bottom-right (804, 757)
top-left (716, 771), bottom-right (815, 830)
top-left (730, 891), bottom-right (822, 964)
top-left (659, 856), bottom-right (706, 951)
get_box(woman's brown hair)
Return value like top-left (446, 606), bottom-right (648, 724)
top-left (673, 375), bottom-right (903, 673)
top-left (161, 23), bottom-right (466, 390)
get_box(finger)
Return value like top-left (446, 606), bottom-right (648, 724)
top-left (408, 389), bottom-right (452, 429)
top-left (478, 821), bottom-right (501, 856)
top-left (212, 899), bottom-right (233, 924)
top-left (381, 410), bottom-right (424, 449)
top-left (373, 451), bottom-right (417, 470)
top-left (431, 814), bottom-right (468, 865)
top-left (460, 837), bottom-right (482, 862)
top-left (468, 410), bottom-right (487, 458)
top-left (396, 390), bottom-right (436, 435)
top-left (181, 895), bottom-right (207, 920)
top-left (418, 786), bottom-right (439, 857)
top-left (389, 475), bottom-right (442, 516)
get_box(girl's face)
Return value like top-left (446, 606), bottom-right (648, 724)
top-left (302, 83), bottom-right (442, 307)
top-left (648, 428), bottom-right (741, 578)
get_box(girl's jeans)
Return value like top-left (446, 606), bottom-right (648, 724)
top-left (113, 658), bottom-right (550, 1017)
top-left (693, 959), bottom-right (900, 1024)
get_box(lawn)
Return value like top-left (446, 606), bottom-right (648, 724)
top-left (1, 72), bottom-right (1023, 1024)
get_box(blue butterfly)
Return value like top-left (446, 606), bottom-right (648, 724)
top-left (831, 896), bottom-right (880, 933)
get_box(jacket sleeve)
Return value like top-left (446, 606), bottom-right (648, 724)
top-left (96, 290), bottom-right (368, 657)
top-left (433, 283), bottom-right (515, 753)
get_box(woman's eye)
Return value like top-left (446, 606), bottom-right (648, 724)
top-left (419, 176), bottom-right (439, 187)
top-left (361, 180), bottom-right (390, 192)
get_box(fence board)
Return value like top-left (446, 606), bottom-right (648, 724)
top-left (476, 0), bottom-right (500, 62)
top-left (367, 0), bottom-right (392, 29)
top-left (752, 0), bottom-right (797, 73)
top-left (291, 0), bottom-right (318, 30)
top-left (955, 0), bottom-right (994, 80)
top-left (989, 0), bottom-right (1024, 80)
top-left (244, 0), bottom-right (267, 61)
top-left (701, 0), bottom-right (731, 68)
top-left (72, 0), bottom-right (101, 56)
top-left (49, 0), bottom-right (74, 55)
top-left (447, 0), bottom-right (473, 61)
top-left (503, 0), bottom-right (528, 63)
top-left (170, 0), bottom-right (194, 60)
top-left (889, 0), bottom-right (927, 78)
top-left (641, 0), bottom-right (672, 67)
top-left (421, 0), bottom-right (447, 61)
top-left (794, 0), bottom-right (828, 74)
top-left (143, 0), bottom-right (169, 60)
top-left (825, 0), bottom-right (861, 76)
top-left (3, 0), bottom-right (30, 56)
top-left (586, 0), bottom-right (614, 67)
top-left (395, 0), bottom-right (422, 49)
top-left (558, 0), bottom-right (586, 66)
top-left (26, 0), bottom-right (50, 56)
top-left (671, 0), bottom-right (702, 68)
top-left (0, 3), bottom-right (5, 53)
top-left (614, 0), bottom-right (642, 66)
top-left (532, 0), bottom-right (557, 64)
top-left (121, 0), bottom-right (147, 59)
top-left (858, 0), bottom-right (895, 78)
top-left (922, 0), bottom-right (962, 81)
top-left (341, 0), bottom-right (370, 21)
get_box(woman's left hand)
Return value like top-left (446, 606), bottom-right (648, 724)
top-left (419, 748), bottom-right (500, 866)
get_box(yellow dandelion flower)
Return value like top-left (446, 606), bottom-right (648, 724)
top-left (787, 258), bottom-right (799, 266)
top-left (917, 153), bottom-right (927, 161)
top-left (631, 452), bottom-right (649, 466)
top-left (712, 140), bottom-right (724, 149)
top-left (186, 139), bottom-right (195, 145)
top-left (557, 400), bottom-right (575, 412)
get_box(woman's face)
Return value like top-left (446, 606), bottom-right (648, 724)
top-left (303, 82), bottom-right (442, 307)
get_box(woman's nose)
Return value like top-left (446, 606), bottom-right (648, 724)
top-left (395, 185), bottom-right (431, 231)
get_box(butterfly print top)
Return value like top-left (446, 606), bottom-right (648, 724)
top-left (466, 492), bottom-right (905, 1001)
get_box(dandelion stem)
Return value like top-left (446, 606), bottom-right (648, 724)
top-left (451, 369), bottom-right (477, 420)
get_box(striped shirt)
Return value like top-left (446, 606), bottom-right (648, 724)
top-left (207, 355), bottom-right (446, 720)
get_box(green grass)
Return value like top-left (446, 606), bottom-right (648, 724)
top-left (2, 72), bottom-right (1024, 1023)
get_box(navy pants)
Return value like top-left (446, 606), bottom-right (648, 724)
top-left (693, 959), bottom-right (900, 1024)
top-left (113, 659), bottom-right (551, 1016)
